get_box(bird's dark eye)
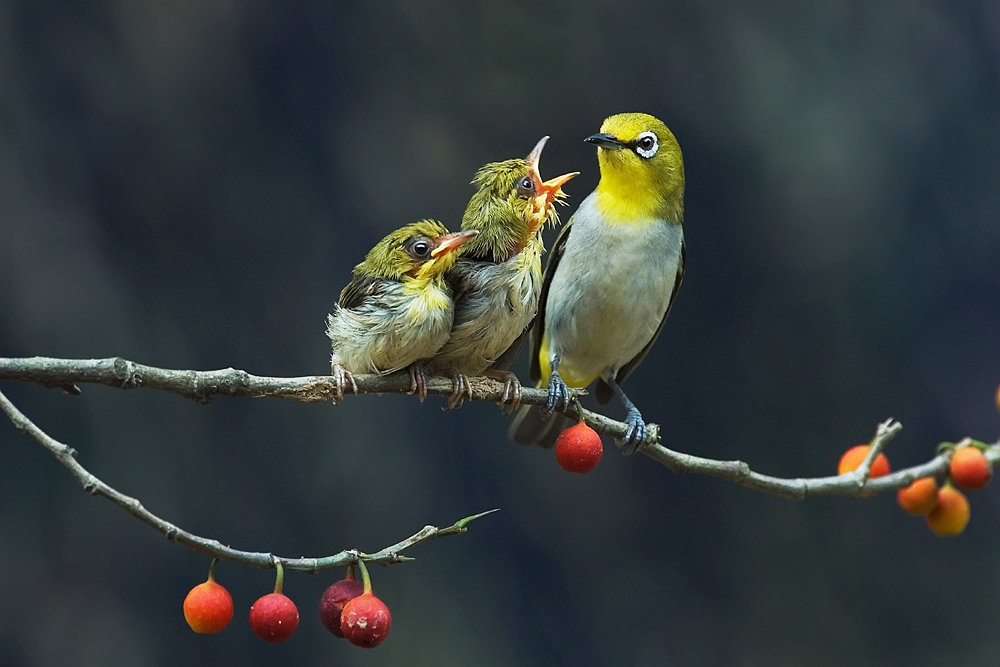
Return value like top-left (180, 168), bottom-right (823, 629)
top-left (407, 238), bottom-right (432, 260)
top-left (517, 176), bottom-right (534, 199)
top-left (634, 131), bottom-right (659, 159)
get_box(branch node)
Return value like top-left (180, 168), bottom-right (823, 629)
top-left (730, 461), bottom-right (752, 482)
top-left (112, 358), bottom-right (142, 389)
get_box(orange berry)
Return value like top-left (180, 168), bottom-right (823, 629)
top-left (837, 444), bottom-right (891, 477)
top-left (995, 383), bottom-right (1000, 413)
top-left (555, 423), bottom-right (603, 474)
top-left (949, 446), bottom-right (992, 490)
top-left (183, 577), bottom-right (234, 634)
top-left (896, 477), bottom-right (938, 516)
top-left (925, 485), bottom-right (970, 536)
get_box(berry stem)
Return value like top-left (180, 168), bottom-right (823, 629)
top-left (346, 562), bottom-right (356, 581)
top-left (572, 398), bottom-right (585, 426)
top-left (207, 557), bottom-right (219, 583)
top-left (272, 558), bottom-right (285, 595)
top-left (355, 558), bottom-right (373, 595)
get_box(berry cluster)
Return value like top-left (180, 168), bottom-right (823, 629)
top-left (837, 439), bottom-right (994, 538)
top-left (896, 444), bottom-right (991, 537)
top-left (182, 558), bottom-right (391, 648)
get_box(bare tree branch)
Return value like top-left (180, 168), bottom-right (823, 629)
top-left (1, 356), bottom-right (996, 502)
top-left (0, 356), bottom-right (583, 405)
top-left (0, 386), bottom-right (494, 572)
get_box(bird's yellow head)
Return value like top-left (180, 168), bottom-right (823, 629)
top-left (461, 137), bottom-right (578, 262)
top-left (352, 220), bottom-right (478, 285)
top-left (586, 113), bottom-right (684, 224)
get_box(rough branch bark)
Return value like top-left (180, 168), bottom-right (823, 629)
top-left (2, 356), bottom-right (997, 503)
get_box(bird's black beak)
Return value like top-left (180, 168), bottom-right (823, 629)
top-left (584, 133), bottom-right (626, 150)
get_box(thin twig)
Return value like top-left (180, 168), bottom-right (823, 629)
top-left (1, 356), bottom-right (997, 500)
top-left (0, 387), bottom-right (493, 572)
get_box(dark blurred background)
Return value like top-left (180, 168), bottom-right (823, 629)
top-left (2, 1), bottom-right (999, 665)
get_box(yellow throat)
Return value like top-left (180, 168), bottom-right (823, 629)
top-left (590, 112), bottom-right (685, 225)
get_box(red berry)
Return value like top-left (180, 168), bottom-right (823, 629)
top-left (340, 592), bottom-right (392, 648)
top-left (183, 578), bottom-right (234, 634)
top-left (555, 423), bottom-right (603, 474)
top-left (250, 593), bottom-right (299, 643)
top-left (896, 477), bottom-right (938, 516)
top-left (320, 578), bottom-right (365, 638)
top-left (950, 446), bottom-right (992, 490)
top-left (837, 444), bottom-right (891, 477)
top-left (926, 484), bottom-right (970, 537)
top-left (995, 383), bottom-right (1000, 414)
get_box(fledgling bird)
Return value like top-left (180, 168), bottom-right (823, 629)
top-left (326, 220), bottom-right (478, 403)
top-left (433, 137), bottom-right (578, 409)
top-left (509, 113), bottom-right (685, 452)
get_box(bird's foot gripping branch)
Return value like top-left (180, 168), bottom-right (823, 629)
top-left (2, 355), bottom-right (998, 647)
top-left (3, 356), bottom-right (997, 498)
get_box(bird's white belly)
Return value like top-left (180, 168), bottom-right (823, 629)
top-left (328, 282), bottom-right (454, 374)
top-left (545, 215), bottom-right (682, 385)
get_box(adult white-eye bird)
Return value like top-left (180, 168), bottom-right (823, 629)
top-left (326, 220), bottom-right (478, 402)
top-left (508, 113), bottom-right (685, 452)
top-left (433, 137), bottom-right (577, 409)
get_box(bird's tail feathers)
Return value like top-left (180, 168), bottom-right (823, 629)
top-left (508, 404), bottom-right (565, 448)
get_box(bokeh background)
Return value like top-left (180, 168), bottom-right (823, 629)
top-left (2, 1), bottom-right (1000, 665)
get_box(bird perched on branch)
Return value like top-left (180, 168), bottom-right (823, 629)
top-left (326, 220), bottom-right (478, 403)
top-left (509, 113), bottom-right (685, 452)
top-left (433, 137), bottom-right (578, 409)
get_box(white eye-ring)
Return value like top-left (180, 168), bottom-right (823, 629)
top-left (634, 131), bottom-right (658, 159)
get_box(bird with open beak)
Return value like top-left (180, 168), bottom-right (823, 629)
top-left (433, 137), bottom-right (578, 409)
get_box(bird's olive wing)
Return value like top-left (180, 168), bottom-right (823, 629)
top-left (527, 219), bottom-right (573, 383)
top-left (595, 239), bottom-right (686, 405)
top-left (338, 273), bottom-right (383, 310)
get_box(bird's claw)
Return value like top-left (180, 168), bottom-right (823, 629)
top-left (444, 370), bottom-right (471, 410)
top-left (542, 372), bottom-right (570, 416)
top-left (502, 378), bottom-right (522, 414)
top-left (331, 363), bottom-right (357, 405)
top-left (408, 364), bottom-right (430, 403)
top-left (484, 370), bottom-right (523, 414)
top-left (619, 409), bottom-right (647, 455)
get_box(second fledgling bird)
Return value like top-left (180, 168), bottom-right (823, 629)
top-left (433, 137), bottom-right (577, 409)
top-left (326, 220), bottom-right (477, 403)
